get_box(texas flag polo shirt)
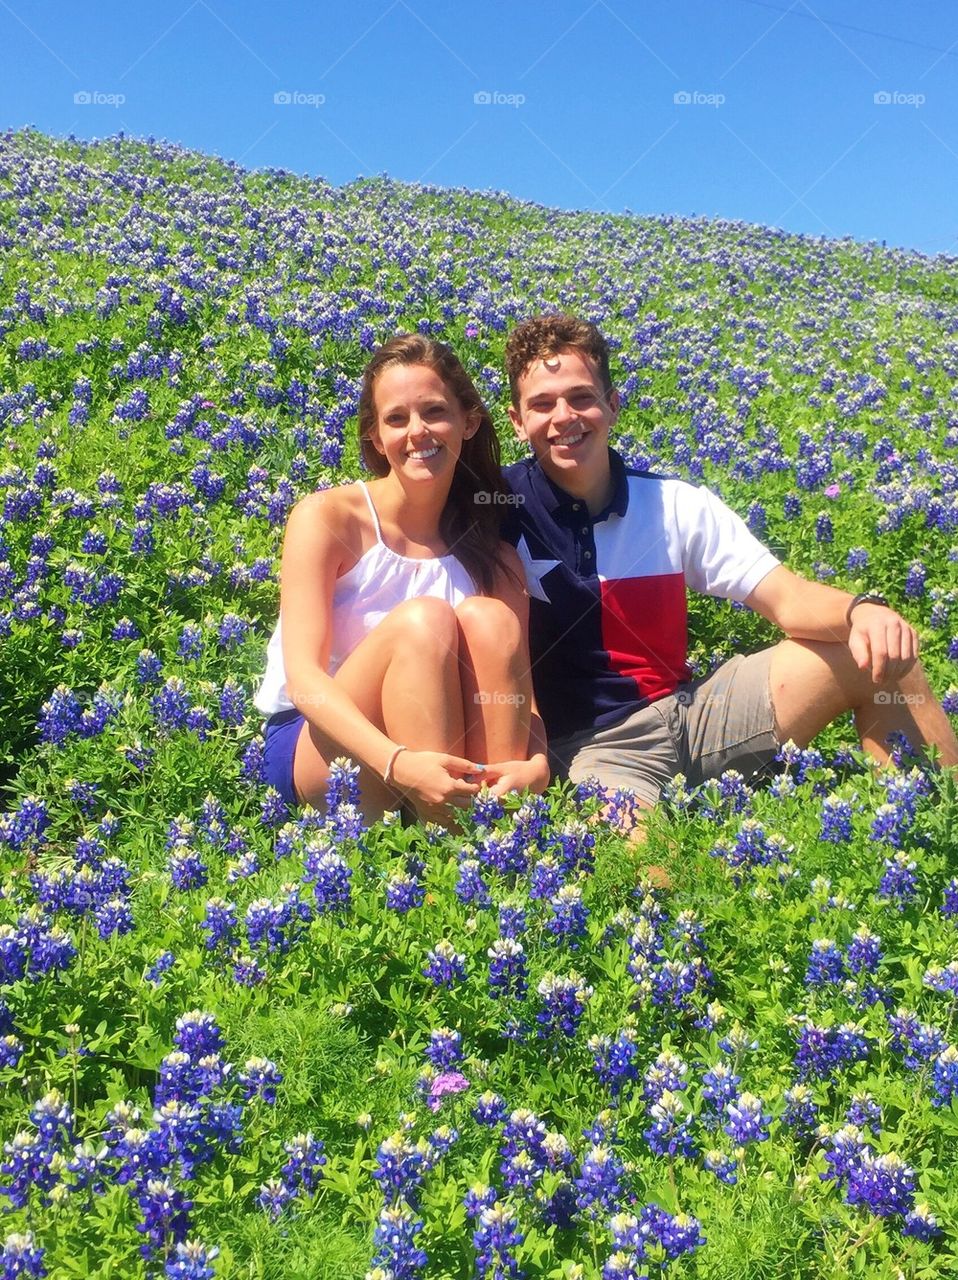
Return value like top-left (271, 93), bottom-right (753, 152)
top-left (502, 449), bottom-right (780, 743)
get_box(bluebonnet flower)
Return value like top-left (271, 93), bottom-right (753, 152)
top-left (575, 1144), bottom-right (624, 1218)
top-left (325, 757), bottom-right (361, 811)
top-left (902, 1204), bottom-right (942, 1241)
top-left (136, 650), bottom-right (163, 685)
top-left (464, 1183), bottom-right (498, 1219)
top-left (373, 1133), bottom-right (427, 1204)
top-left (656, 1212), bottom-right (706, 1261)
top-left (305, 848), bottom-right (352, 914)
top-left (924, 961), bottom-right (958, 1000)
top-left (177, 625), bottom-right (203, 661)
top-left (172, 1012), bottom-right (223, 1061)
top-left (257, 1177), bottom-right (292, 1219)
top-left (700, 1062), bottom-right (740, 1119)
top-left (371, 1202), bottom-right (427, 1279)
top-left (546, 884), bottom-right (589, 946)
top-left (471, 787), bottom-right (504, 826)
top-left (821, 1125), bottom-right (870, 1188)
top-left (472, 1201), bottom-right (524, 1278)
top-left (814, 512), bottom-right (833, 543)
top-left (238, 1058), bottom-right (282, 1104)
top-left (164, 1240), bottom-right (218, 1279)
top-left (888, 1010), bottom-right (946, 1069)
top-left (782, 1084), bottom-right (819, 1140)
top-left (904, 561), bottom-right (927, 598)
top-left (200, 900), bottom-right (237, 953)
top-left (488, 939), bottom-right (527, 1002)
top-left (845, 1093), bottom-right (882, 1134)
top-left (846, 547), bottom-right (869, 573)
top-left (385, 870), bottom-right (424, 914)
top-left (423, 940), bottom-right (467, 988)
top-left (473, 1092), bottom-right (507, 1126)
top-left (134, 1177), bottom-right (193, 1261)
top-left (281, 1133), bottom-right (326, 1193)
top-left (794, 1021), bottom-right (871, 1079)
top-left (529, 855), bottom-right (564, 901)
top-left (455, 857), bottom-right (490, 908)
top-left (819, 796), bottom-right (853, 843)
top-left (589, 1030), bottom-right (639, 1100)
top-left (0, 1036), bottom-right (23, 1070)
top-left (498, 904), bottom-right (527, 939)
top-left (0, 1232), bottom-right (46, 1278)
top-left (723, 1092), bottom-right (771, 1145)
top-left (644, 1052), bottom-right (689, 1105)
top-left (425, 1028), bottom-right (463, 1070)
top-left (553, 819), bottom-right (595, 874)
top-left (218, 679), bottom-right (247, 727)
top-left (704, 1149), bottom-right (738, 1184)
top-left (259, 788), bottom-right (289, 829)
top-left (806, 938), bottom-right (845, 987)
top-left (216, 613), bottom-right (250, 650)
top-left (601, 1250), bottom-right (644, 1279)
top-left (846, 927), bottom-right (882, 975)
top-left (95, 897), bottom-right (133, 939)
top-left (644, 1091), bottom-right (697, 1158)
top-left (931, 1045), bottom-right (958, 1106)
top-left (233, 955), bottom-right (266, 987)
top-left (878, 852), bottom-right (918, 905)
top-left (846, 1151), bottom-right (915, 1217)
top-left (941, 878), bottom-right (958, 916)
top-left (535, 973), bottom-right (592, 1039)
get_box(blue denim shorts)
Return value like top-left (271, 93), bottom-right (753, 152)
top-left (262, 710), bottom-right (305, 807)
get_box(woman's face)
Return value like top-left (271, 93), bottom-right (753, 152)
top-left (368, 363), bottom-right (479, 484)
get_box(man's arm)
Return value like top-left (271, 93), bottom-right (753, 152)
top-left (744, 564), bottom-right (918, 685)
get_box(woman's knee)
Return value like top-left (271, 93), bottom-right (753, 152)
top-left (386, 596), bottom-right (460, 658)
top-left (455, 596), bottom-right (521, 657)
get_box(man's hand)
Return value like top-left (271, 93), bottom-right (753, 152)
top-left (847, 603), bottom-right (919, 685)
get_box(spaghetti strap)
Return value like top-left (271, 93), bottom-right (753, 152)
top-left (357, 480), bottom-right (384, 544)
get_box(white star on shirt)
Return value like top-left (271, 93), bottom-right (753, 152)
top-left (515, 535), bottom-right (561, 603)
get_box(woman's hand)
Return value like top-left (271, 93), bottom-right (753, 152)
top-left (391, 749), bottom-right (484, 812)
top-left (483, 754), bottom-right (551, 798)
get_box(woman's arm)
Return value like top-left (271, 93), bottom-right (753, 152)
top-left (279, 490), bottom-right (400, 779)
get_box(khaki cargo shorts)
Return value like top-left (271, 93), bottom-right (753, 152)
top-left (549, 647), bottom-right (781, 806)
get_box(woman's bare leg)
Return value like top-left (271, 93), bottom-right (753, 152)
top-left (454, 596), bottom-right (531, 763)
top-left (291, 596), bottom-right (466, 818)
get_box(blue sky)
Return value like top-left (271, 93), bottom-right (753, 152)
top-left (3, 0), bottom-right (957, 254)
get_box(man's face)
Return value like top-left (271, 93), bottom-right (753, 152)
top-left (509, 346), bottom-right (619, 490)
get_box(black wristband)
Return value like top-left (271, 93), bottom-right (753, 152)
top-left (846, 592), bottom-right (889, 627)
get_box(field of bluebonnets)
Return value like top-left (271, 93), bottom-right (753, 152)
top-left (2, 125), bottom-right (958, 1280)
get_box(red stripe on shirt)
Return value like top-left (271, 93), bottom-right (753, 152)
top-left (599, 573), bottom-right (691, 702)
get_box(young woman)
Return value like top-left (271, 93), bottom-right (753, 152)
top-left (254, 334), bottom-right (549, 822)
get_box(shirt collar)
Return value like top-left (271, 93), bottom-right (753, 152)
top-left (526, 447), bottom-right (630, 521)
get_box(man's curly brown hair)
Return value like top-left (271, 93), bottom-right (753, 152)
top-left (505, 314), bottom-right (614, 407)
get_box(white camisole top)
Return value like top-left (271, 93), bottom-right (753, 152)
top-left (254, 480), bottom-right (476, 718)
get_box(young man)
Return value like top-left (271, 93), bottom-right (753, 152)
top-left (501, 313), bottom-right (958, 808)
